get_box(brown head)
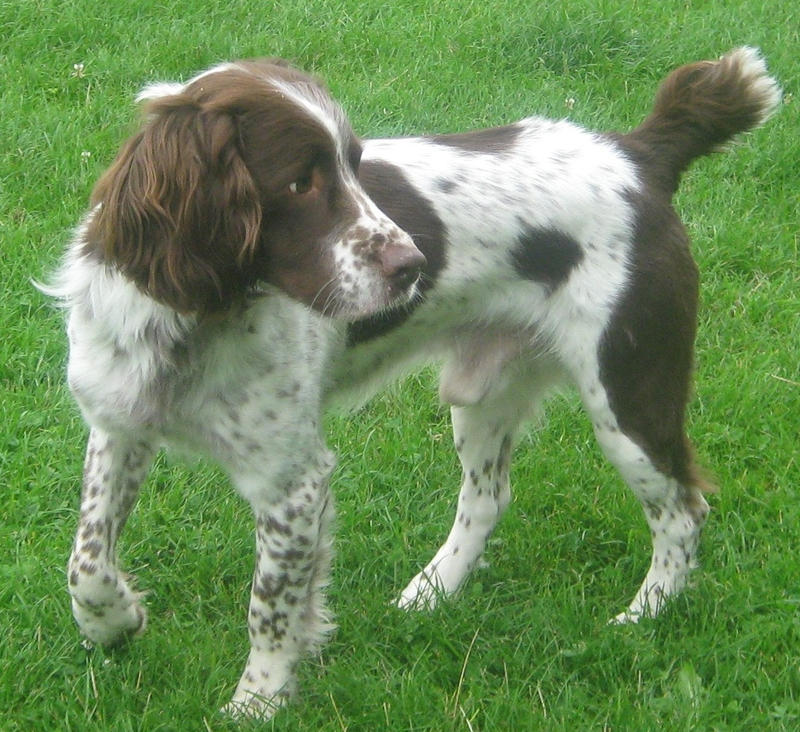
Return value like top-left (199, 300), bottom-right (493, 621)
top-left (85, 59), bottom-right (425, 317)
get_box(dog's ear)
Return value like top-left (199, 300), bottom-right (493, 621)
top-left (87, 94), bottom-right (262, 313)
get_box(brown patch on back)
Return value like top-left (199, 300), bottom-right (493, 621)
top-left (430, 123), bottom-right (522, 154)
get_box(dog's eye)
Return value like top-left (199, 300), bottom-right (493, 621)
top-left (288, 173), bottom-right (314, 195)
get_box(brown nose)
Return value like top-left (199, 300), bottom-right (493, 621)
top-left (380, 241), bottom-right (427, 291)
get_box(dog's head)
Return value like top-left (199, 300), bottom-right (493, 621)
top-left (85, 59), bottom-right (425, 318)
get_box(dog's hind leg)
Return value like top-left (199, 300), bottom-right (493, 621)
top-left (578, 293), bottom-right (712, 621)
top-left (397, 354), bottom-right (559, 610)
top-left (583, 386), bottom-right (710, 622)
top-left (68, 427), bottom-right (155, 645)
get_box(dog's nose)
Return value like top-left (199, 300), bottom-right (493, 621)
top-left (381, 241), bottom-right (427, 291)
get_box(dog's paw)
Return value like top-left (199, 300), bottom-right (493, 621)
top-left (224, 655), bottom-right (296, 721)
top-left (608, 609), bottom-right (643, 625)
top-left (222, 688), bottom-right (289, 721)
top-left (609, 585), bottom-right (668, 625)
top-left (395, 571), bottom-right (446, 611)
top-left (221, 697), bottom-right (280, 721)
top-left (73, 593), bottom-right (148, 647)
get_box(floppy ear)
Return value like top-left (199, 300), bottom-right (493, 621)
top-left (87, 95), bottom-right (262, 313)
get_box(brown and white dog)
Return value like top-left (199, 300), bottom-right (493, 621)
top-left (46, 48), bottom-right (779, 718)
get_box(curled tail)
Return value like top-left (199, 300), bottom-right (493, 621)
top-left (625, 47), bottom-right (781, 194)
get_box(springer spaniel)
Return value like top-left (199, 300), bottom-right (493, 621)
top-left (46, 49), bottom-right (779, 718)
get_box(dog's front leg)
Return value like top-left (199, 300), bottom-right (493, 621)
top-left (225, 452), bottom-right (336, 720)
top-left (68, 427), bottom-right (155, 646)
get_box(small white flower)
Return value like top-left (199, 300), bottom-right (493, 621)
top-left (72, 63), bottom-right (86, 78)
top-left (565, 97), bottom-right (576, 110)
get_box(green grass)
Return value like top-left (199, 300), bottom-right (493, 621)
top-left (2, 0), bottom-right (798, 729)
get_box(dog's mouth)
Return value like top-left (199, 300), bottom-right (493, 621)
top-left (311, 262), bottom-right (425, 321)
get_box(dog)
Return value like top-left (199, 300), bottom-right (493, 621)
top-left (46, 48), bottom-right (779, 718)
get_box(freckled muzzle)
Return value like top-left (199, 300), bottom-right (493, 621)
top-left (336, 218), bottom-right (426, 316)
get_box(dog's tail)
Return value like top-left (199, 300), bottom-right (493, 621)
top-left (624, 47), bottom-right (781, 194)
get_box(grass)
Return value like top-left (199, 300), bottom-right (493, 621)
top-left (2, 0), bottom-right (798, 729)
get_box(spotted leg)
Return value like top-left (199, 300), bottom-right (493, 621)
top-left (613, 471), bottom-right (709, 623)
top-left (68, 427), bottom-right (155, 646)
top-left (396, 361), bottom-right (553, 610)
top-left (582, 384), bottom-right (710, 623)
top-left (225, 453), bottom-right (336, 719)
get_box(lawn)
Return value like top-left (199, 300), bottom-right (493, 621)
top-left (2, 0), bottom-right (798, 729)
